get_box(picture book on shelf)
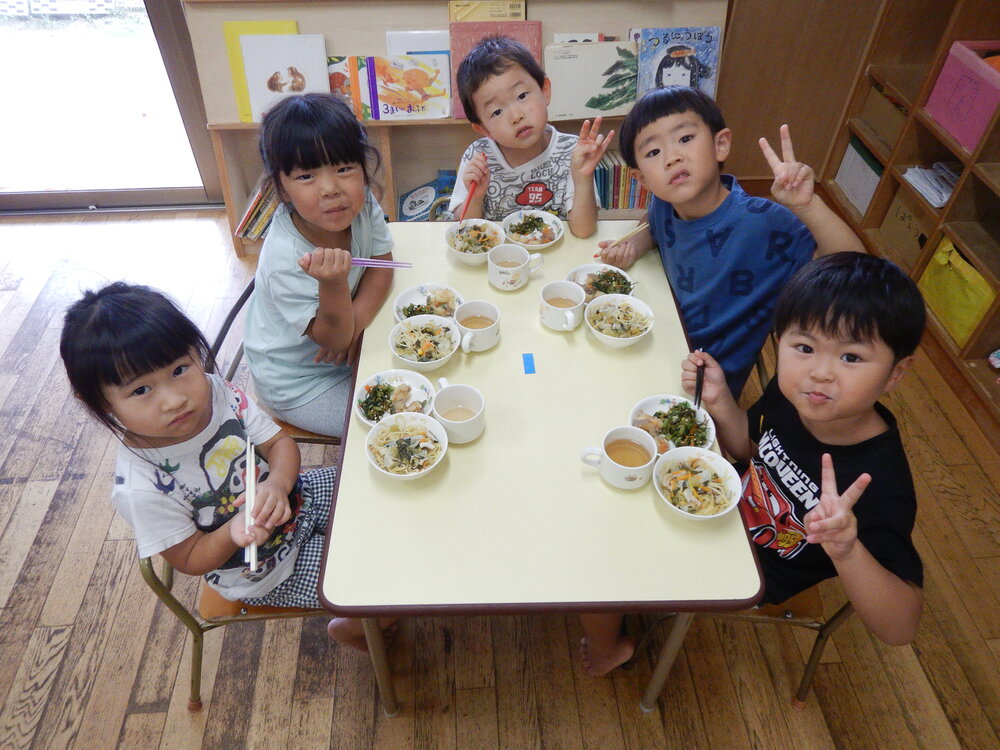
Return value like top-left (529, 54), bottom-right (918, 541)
top-left (224, 20), bottom-right (297, 123)
top-left (544, 41), bottom-right (637, 120)
top-left (637, 26), bottom-right (721, 99)
top-left (364, 54), bottom-right (451, 120)
top-left (386, 29), bottom-right (450, 56)
top-left (449, 20), bottom-right (542, 119)
top-left (327, 56), bottom-right (354, 108)
top-left (240, 34), bottom-right (329, 122)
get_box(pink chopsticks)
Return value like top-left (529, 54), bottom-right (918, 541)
top-left (352, 257), bottom-right (412, 269)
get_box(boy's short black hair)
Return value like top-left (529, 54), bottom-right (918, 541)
top-left (258, 93), bottom-right (380, 198)
top-left (773, 252), bottom-right (925, 363)
top-left (456, 36), bottom-right (546, 125)
top-left (619, 86), bottom-right (727, 169)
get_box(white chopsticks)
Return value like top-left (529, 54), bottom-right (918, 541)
top-left (351, 257), bottom-right (412, 269)
top-left (244, 440), bottom-right (258, 571)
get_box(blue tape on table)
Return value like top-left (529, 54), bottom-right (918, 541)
top-left (522, 353), bottom-right (535, 374)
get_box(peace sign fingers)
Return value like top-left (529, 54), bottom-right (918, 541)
top-left (758, 123), bottom-right (815, 208)
top-left (820, 452), bottom-right (870, 514)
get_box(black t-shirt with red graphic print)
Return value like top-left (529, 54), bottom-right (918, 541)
top-left (742, 378), bottom-right (923, 605)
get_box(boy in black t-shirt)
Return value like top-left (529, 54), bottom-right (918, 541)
top-left (580, 252), bottom-right (925, 676)
top-left (684, 252), bottom-right (924, 639)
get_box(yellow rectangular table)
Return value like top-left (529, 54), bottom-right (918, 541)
top-left (319, 221), bottom-right (762, 714)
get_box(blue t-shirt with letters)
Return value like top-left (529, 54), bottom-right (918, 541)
top-left (649, 175), bottom-right (815, 395)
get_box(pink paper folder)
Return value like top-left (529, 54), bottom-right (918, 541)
top-left (925, 41), bottom-right (1000, 153)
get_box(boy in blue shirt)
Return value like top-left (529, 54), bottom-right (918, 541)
top-left (581, 253), bottom-right (924, 676)
top-left (600, 86), bottom-right (863, 396)
top-left (447, 36), bottom-right (612, 238)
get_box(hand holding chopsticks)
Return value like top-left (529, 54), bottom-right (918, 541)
top-left (593, 221), bottom-right (650, 259)
top-left (244, 441), bottom-right (258, 571)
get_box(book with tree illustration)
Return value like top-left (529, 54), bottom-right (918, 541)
top-left (544, 41), bottom-right (637, 120)
top-left (636, 26), bottom-right (721, 99)
top-left (364, 54), bottom-right (452, 120)
top-left (449, 20), bottom-right (542, 119)
top-left (240, 34), bottom-right (330, 122)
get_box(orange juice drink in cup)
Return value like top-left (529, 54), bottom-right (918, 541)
top-left (539, 280), bottom-right (585, 331)
top-left (580, 426), bottom-right (657, 490)
top-left (455, 300), bottom-right (501, 352)
top-left (487, 243), bottom-right (543, 291)
top-left (432, 378), bottom-right (486, 444)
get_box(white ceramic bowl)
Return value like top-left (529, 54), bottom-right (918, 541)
top-left (366, 412), bottom-right (449, 480)
top-left (565, 263), bottom-right (637, 302)
top-left (353, 369), bottom-right (435, 427)
top-left (502, 209), bottom-right (564, 249)
top-left (629, 394), bottom-right (716, 453)
top-left (388, 314), bottom-right (461, 372)
top-left (446, 219), bottom-right (504, 266)
top-left (393, 283), bottom-right (465, 321)
top-left (653, 446), bottom-right (741, 521)
top-left (584, 294), bottom-right (654, 349)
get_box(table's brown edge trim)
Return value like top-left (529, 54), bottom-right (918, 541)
top-left (318, 588), bottom-right (763, 618)
top-left (317, 330), bottom-right (363, 612)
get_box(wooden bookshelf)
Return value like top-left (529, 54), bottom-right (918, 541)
top-left (182, 0), bottom-right (727, 256)
top-left (821, 0), bottom-right (1000, 437)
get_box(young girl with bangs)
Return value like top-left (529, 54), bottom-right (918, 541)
top-left (245, 93), bottom-right (395, 437)
top-left (60, 282), bottom-right (391, 650)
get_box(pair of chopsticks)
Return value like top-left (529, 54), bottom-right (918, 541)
top-left (693, 349), bottom-right (706, 411)
top-left (244, 441), bottom-right (258, 571)
top-left (352, 257), bottom-right (412, 269)
top-left (592, 222), bottom-right (650, 258)
top-left (457, 180), bottom-right (479, 223)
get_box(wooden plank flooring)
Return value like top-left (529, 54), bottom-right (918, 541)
top-left (0, 211), bottom-right (997, 749)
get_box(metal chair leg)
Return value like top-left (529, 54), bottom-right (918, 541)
top-left (640, 612), bottom-right (694, 713)
top-left (792, 602), bottom-right (853, 708)
top-left (140, 558), bottom-right (209, 712)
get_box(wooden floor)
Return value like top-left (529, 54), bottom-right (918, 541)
top-left (0, 211), bottom-right (998, 750)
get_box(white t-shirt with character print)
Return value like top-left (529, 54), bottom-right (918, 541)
top-left (112, 375), bottom-right (294, 600)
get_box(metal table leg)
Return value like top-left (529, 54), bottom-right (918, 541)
top-left (640, 612), bottom-right (694, 713)
top-left (363, 617), bottom-right (399, 716)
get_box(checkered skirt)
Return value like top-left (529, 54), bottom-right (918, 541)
top-left (241, 466), bottom-right (335, 609)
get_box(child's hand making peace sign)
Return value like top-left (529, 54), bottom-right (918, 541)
top-left (758, 124), bottom-right (816, 210)
top-left (803, 453), bottom-right (871, 561)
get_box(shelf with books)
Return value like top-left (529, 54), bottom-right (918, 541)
top-left (822, 0), bottom-right (1000, 437)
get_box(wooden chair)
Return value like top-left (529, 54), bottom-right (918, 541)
top-left (632, 587), bottom-right (854, 712)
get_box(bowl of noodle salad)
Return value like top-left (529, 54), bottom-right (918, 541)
top-left (584, 294), bottom-right (654, 349)
top-left (389, 314), bottom-right (460, 372)
top-left (653, 447), bottom-right (741, 520)
top-left (446, 219), bottom-right (504, 266)
top-left (366, 412), bottom-right (448, 480)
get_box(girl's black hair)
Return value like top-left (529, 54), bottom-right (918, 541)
top-left (773, 252), bottom-right (926, 363)
top-left (619, 85), bottom-right (726, 169)
top-left (456, 36), bottom-right (547, 125)
top-left (654, 46), bottom-right (714, 90)
top-left (60, 282), bottom-right (214, 436)
top-left (258, 93), bottom-right (382, 200)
